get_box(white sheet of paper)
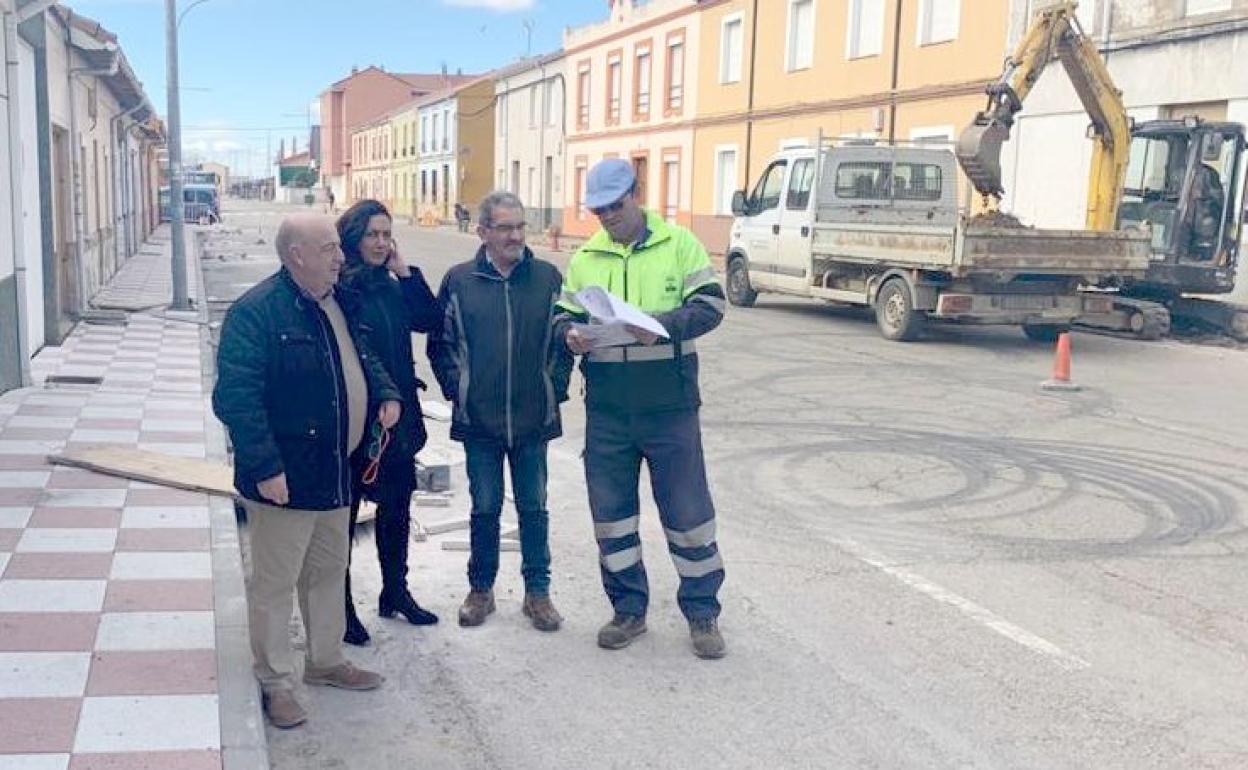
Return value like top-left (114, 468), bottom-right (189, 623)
top-left (573, 286), bottom-right (669, 340)
top-left (571, 322), bottom-right (638, 348)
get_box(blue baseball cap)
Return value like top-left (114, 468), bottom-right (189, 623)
top-left (585, 158), bottom-right (637, 210)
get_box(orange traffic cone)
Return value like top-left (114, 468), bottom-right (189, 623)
top-left (1041, 331), bottom-right (1081, 392)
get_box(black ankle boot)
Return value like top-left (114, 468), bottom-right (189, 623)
top-left (344, 607), bottom-right (371, 646)
top-left (343, 572), bottom-right (371, 646)
top-left (379, 590), bottom-right (439, 626)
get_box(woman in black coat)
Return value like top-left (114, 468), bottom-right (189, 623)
top-left (336, 200), bottom-right (441, 644)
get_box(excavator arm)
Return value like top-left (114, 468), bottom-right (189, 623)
top-left (956, 1), bottom-right (1130, 231)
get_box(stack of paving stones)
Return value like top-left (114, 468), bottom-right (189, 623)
top-left (0, 313), bottom-right (226, 769)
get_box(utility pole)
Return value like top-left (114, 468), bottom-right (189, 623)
top-left (165, 0), bottom-right (191, 310)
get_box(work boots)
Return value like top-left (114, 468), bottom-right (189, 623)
top-left (457, 589), bottom-right (496, 627)
top-left (262, 689), bottom-right (307, 730)
top-left (689, 617), bottom-right (726, 660)
top-left (521, 593), bottom-right (563, 632)
top-left (597, 614), bottom-right (647, 650)
top-left (303, 662), bottom-right (384, 691)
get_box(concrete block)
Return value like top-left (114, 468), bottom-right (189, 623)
top-left (441, 539), bottom-right (519, 552)
top-left (422, 517), bottom-right (470, 535)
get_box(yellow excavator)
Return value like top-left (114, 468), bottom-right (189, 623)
top-left (957, 1), bottom-right (1248, 340)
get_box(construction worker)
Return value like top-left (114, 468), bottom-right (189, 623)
top-left (554, 158), bottom-right (728, 659)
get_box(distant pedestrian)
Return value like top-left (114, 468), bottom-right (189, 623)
top-left (555, 158), bottom-right (729, 659)
top-left (336, 199), bottom-right (442, 645)
top-left (455, 202), bottom-right (471, 233)
top-left (429, 191), bottom-right (573, 631)
top-left (326, 187), bottom-right (337, 214)
top-left (213, 212), bottom-right (400, 729)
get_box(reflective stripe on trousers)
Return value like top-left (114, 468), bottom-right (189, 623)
top-left (584, 407), bottom-right (724, 621)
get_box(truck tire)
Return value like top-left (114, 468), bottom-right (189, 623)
top-left (1022, 323), bottom-right (1066, 343)
top-left (875, 279), bottom-right (924, 341)
top-left (726, 256), bottom-right (757, 308)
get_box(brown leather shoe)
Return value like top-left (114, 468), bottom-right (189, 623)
top-left (458, 589), bottom-right (495, 627)
top-left (521, 593), bottom-right (563, 632)
top-left (262, 688), bottom-right (307, 729)
top-left (303, 662), bottom-right (383, 691)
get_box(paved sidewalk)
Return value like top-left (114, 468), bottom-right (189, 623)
top-left (0, 229), bottom-right (263, 769)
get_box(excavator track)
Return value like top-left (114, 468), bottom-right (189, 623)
top-left (1075, 297), bottom-right (1171, 340)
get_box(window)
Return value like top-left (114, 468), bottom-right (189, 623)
top-left (720, 14), bottom-right (743, 84)
top-left (577, 62), bottom-right (591, 129)
top-left (917, 0), bottom-right (959, 46)
top-left (836, 161), bottom-right (889, 199)
top-left (432, 114), bottom-right (440, 152)
top-left (635, 46), bottom-right (652, 118)
top-left (787, 1), bottom-right (814, 71)
top-left (833, 161), bottom-right (943, 201)
top-left (529, 84), bottom-right (538, 128)
top-left (892, 163), bottom-right (943, 201)
top-left (421, 116), bottom-right (429, 152)
top-left (575, 159), bottom-right (588, 219)
top-left (607, 54), bottom-right (622, 124)
top-left (751, 160), bottom-right (788, 211)
top-left (431, 168), bottom-right (438, 203)
top-left (666, 35), bottom-right (685, 113)
top-left (511, 160), bottom-right (521, 194)
top-left (662, 158), bottom-right (680, 222)
top-left (1186, 0), bottom-right (1231, 15)
top-left (410, 123), bottom-right (416, 155)
top-left (714, 147), bottom-right (738, 215)
top-left (786, 158), bottom-right (815, 210)
top-left (910, 126), bottom-right (954, 146)
top-left (847, 0), bottom-right (884, 59)
top-left (442, 110), bottom-right (450, 150)
top-left (632, 154), bottom-right (649, 206)
top-left (544, 79), bottom-right (557, 127)
top-left (498, 94), bottom-right (507, 136)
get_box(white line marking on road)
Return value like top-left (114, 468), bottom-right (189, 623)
top-left (837, 537), bottom-right (1090, 671)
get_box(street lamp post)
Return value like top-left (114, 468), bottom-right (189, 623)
top-left (165, 0), bottom-right (190, 310)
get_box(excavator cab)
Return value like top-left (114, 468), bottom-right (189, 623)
top-left (1119, 119), bottom-right (1247, 294)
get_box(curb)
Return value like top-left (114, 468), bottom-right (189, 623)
top-left (193, 231), bottom-right (270, 769)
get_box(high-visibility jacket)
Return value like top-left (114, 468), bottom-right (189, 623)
top-left (556, 210), bottom-right (725, 413)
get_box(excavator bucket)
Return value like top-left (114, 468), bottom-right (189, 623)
top-left (956, 118), bottom-right (1012, 198)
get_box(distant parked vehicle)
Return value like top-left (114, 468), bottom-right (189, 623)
top-left (160, 184), bottom-right (221, 224)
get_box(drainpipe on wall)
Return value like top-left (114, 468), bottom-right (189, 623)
top-left (887, 0), bottom-right (903, 144)
top-left (4, 7), bottom-right (32, 385)
top-left (743, 0), bottom-right (759, 185)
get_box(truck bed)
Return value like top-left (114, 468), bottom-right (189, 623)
top-left (810, 220), bottom-right (1151, 279)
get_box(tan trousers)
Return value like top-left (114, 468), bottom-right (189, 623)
top-left (244, 500), bottom-right (350, 692)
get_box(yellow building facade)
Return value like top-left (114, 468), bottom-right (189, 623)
top-left (692, 0), bottom-right (1010, 253)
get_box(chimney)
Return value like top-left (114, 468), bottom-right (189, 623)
top-left (351, 65), bottom-right (358, 75)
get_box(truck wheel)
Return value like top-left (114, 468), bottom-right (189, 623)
top-left (875, 279), bottom-right (924, 341)
top-left (726, 256), bottom-right (757, 308)
top-left (1022, 323), bottom-right (1065, 343)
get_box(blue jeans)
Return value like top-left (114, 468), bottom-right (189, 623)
top-left (464, 440), bottom-right (551, 595)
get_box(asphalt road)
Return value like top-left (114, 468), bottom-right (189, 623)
top-left (205, 200), bottom-right (1248, 769)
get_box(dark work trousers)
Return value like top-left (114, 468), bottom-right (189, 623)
top-left (346, 479), bottom-right (414, 607)
top-left (464, 439), bottom-right (552, 595)
top-left (585, 408), bottom-right (724, 621)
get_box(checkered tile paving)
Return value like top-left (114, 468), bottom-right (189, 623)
top-left (0, 313), bottom-right (223, 768)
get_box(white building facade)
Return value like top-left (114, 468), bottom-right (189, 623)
top-left (493, 52), bottom-right (566, 231)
